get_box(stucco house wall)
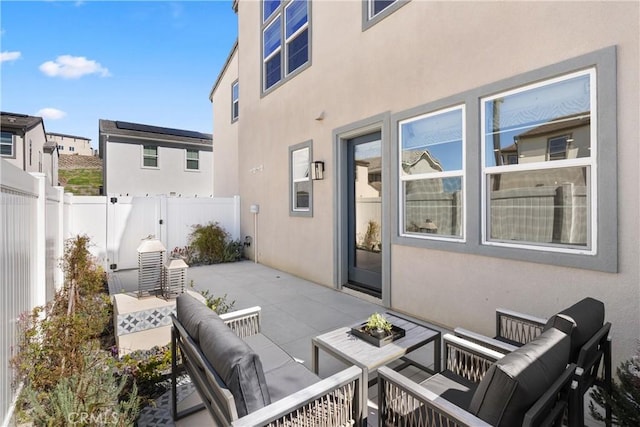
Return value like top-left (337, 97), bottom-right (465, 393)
top-left (213, 0), bottom-right (639, 368)
top-left (99, 120), bottom-right (213, 197)
top-left (47, 133), bottom-right (93, 156)
top-left (210, 42), bottom-right (240, 197)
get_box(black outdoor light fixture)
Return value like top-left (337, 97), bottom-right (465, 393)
top-left (312, 161), bottom-right (325, 180)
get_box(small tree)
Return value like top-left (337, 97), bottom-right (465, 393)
top-left (590, 344), bottom-right (640, 426)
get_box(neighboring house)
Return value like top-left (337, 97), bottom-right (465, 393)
top-left (209, 0), bottom-right (639, 369)
top-left (46, 132), bottom-right (93, 156)
top-left (98, 119), bottom-right (213, 197)
top-left (1, 111), bottom-right (59, 186)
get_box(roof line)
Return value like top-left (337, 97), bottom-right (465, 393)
top-left (209, 40), bottom-right (238, 102)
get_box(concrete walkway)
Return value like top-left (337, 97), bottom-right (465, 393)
top-left (109, 261), bottom-right (446, 426)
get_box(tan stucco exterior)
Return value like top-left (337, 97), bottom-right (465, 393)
top-left (211, 43), bottom-right (240, 197)
top-left (211, 1), bottom-right (639, 368)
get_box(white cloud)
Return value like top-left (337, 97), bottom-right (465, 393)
top-left (39, 55), bottom-right (110, 79)
top-left (37, 108), bottom-right (67, 120)
top-left (1, 51), bottom-right (22, 63)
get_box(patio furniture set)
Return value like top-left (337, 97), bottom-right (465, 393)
top-left (171, 294), bottom-right (611, 426)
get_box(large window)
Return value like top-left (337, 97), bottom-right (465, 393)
top-left (231, 80), bottom-right (239, 122)
top-left (399, 106), bottom-right (465, 240)
top-left (186, 149), bottom-right (199, 170)
top-left (142, 145), bottom-right (158, 168)
top-left (1, 131), bottom-right (14, 157)
top-left (393, 47), bottom-right (616, 272)
top-left (262, 0), bottom-right (310, 92)
top-left (482, 69), bottom-right (595, 253)
top-left (289, 141), bottom-right (312, 216)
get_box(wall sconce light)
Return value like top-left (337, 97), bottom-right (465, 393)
top-left (312, 161), bottom-right (325, 180)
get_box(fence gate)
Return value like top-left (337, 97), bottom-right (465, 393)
top-left (107, 197), bottom-right (162, 270)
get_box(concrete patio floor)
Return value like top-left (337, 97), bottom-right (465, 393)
top-left (109, 260), bottom-right (602, 427)
top-left (109, 260), bottom-right (445, 427)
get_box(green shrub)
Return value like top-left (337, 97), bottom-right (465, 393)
top-left (187, 222), bottom-right (243, 264)
top-left (23, 345), bottom-right (139, 427)
top-left (116, 345), bottom-right (174, 403)
top-left (13, 235), bottom-right (111, 391)
top-left (590, 344), bottom-right (640, 426)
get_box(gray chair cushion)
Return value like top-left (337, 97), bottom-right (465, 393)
top-left (420, 370), bottom-right (478, 410)
top-left (243, 333), bottom-right (294, 374)
top-left (263, 361), bottom-right (321, 403)
top-left (469, 327), bottom-right (570, 427)
top-left (176, 293), bottom-right (219, 342)
top-left (543, 297), bottom-right (604, 362)
top-left (199, 315), bottom-right (271, 417)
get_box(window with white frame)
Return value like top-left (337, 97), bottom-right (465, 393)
top-left (1, 131), bottom-right (14, 157)
top-left (231, 80), bottom-right (239, 121)
top-left (142, 145), bottom-right (158, 168)
top-left (262, 0), bottom-right (310, 92)
top-left (289, 141), bottom-right (312, 216)
top-left (482, 69), bottom-right (595, 253)
top-left (368, 0), bottom-right (396, 19)
top-left (399, 106), bottom-right (465, 239)
top-left (186, 149), bottom-right (199, 170)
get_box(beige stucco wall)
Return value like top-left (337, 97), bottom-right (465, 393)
top-left (106, 142), bottom-right (213, 197)
top-left (220, 0), bottom-right (639, 367)
top-left (47, 134), bottom-right (93, 156)
top-left (211, 46), bottom-right (240, 197)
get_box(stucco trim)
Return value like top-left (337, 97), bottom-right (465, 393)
top-left (333, 112), bottom-right (392, 306)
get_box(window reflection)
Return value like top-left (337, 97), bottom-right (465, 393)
top-left (399, 106), bottom-right (464, 239)
top-left (485, 73), bottom-right (591, 167)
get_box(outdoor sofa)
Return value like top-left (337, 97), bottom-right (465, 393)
top-left (378, 325), bottom-right (577, 426)
top-left (454, 297), bottom-right (612, 427)
top-left (171, 293), bottom-right (363, 426)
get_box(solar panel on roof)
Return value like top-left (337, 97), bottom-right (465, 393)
top-left (114, 121), bottom-right (209, 140)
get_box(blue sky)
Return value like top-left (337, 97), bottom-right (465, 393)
top-left (0, 0), bottom-right (238, 149)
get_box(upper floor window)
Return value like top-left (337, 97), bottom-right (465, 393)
top-left (142, 145), bottom-right (158, 168)
top-left (1, 131), bottom-right (14, 157)
top-left (186, 149), bottom-right (199, 170)
top-left (69, 146), bottom-right (75, 152)
top-left (369, 0), bottom-right (396, 19)
top-left (59, 145), bottom-right (65, 151)
top-left (482, 69), bottom-right (595, 253)
top-left (231, 80), bottom-right (239, 122)
top-left (363, 0), bottom-right (407, 30)
top-left (289, 140), bottom-right (313, 216)
top-left (262, 0), bottom-right (310, 92)
top-left (399, 105), bottom-right (465, 240)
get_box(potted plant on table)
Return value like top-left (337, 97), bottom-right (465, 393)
top-left (364, 313), bottom-right (393, 338)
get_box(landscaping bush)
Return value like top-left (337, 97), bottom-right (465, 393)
top-left (12, 235), bottom-right (139, 426)
top-left (183, 222), bottom-right (243, 264)
top-left (590, 344), bottom-right (640, 426)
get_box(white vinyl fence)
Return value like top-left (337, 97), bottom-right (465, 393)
top-left (1, 159), bottom-right (240, 426)
top-left (1, 162), bottom-right (64, 427)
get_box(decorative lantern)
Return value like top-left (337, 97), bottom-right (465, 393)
top-left (163, 257), bottom-right (188, 299)
top-left (137, 236), bottom-right (166, 297)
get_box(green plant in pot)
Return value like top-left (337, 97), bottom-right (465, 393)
top-left (365, 313), bottom-right (392, 338)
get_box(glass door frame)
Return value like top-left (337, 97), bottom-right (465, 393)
top-left (332, 113), bottom-right (391, 307)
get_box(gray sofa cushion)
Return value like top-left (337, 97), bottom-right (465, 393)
top-left (544, 297), bottom-right (604, 362)
top-left (199, 319), bottom-right (271, 417)
top-left (243, 333), bottom-right (294, 374)
top-left (469, 327), bottom-right (570, 427)
top-left (176, 293), bottom-right (219, 342)
top-left (263, 361), bottom-right (321, 403)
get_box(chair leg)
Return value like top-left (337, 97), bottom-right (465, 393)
top-left (604, 339), bottom-right (613, 427)
top-left (171, 327), bottom-right (178, 421)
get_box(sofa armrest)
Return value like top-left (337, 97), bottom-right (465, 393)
top-left (444, 334), bottom-right (505, 383)
top-left (496, 308), bottom-right (547, 346)
top-left (454, 327), bottom-right (519, 354)
top-left (231, 365), bottom-right (363, 427)
top-left (220, 306), bottom-right (261, 338)
top-left (378, 366), bottom-right (492, 427)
